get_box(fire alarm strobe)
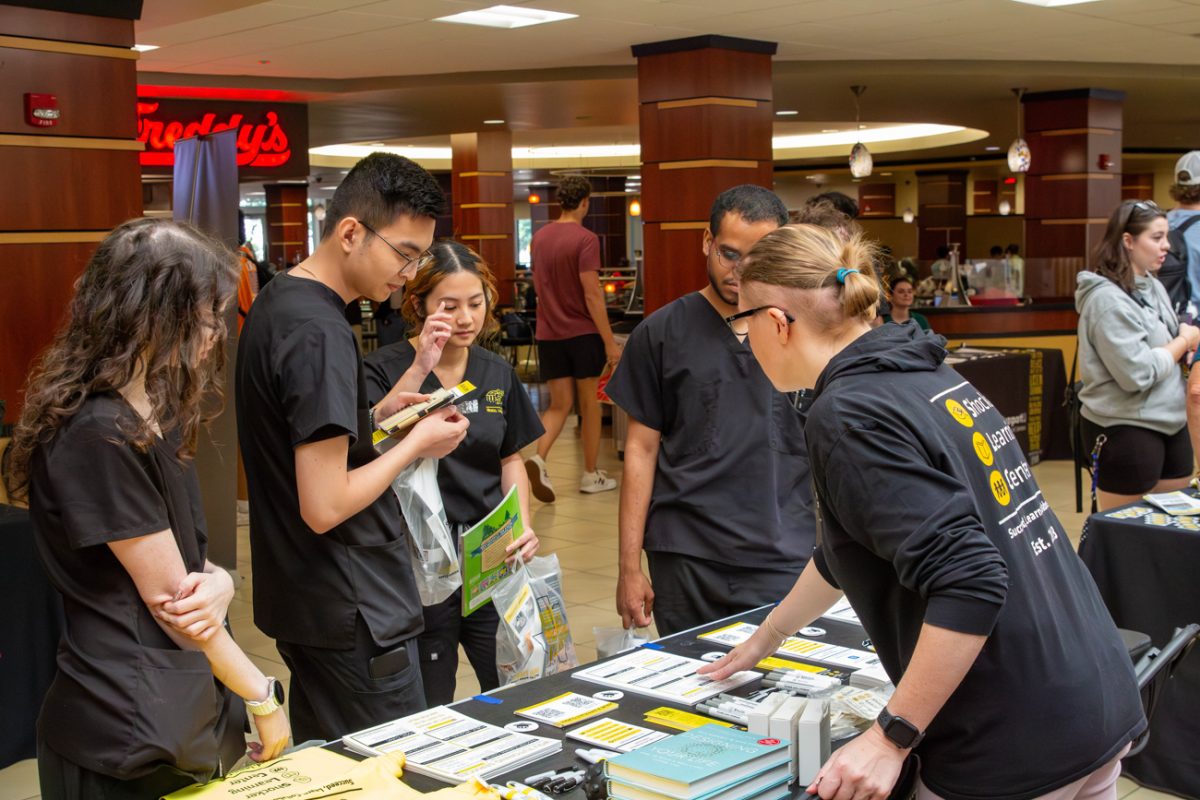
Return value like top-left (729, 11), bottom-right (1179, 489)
top-left (25, 94), bottom-right (60, 127)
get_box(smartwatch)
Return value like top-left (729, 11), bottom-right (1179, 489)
top-left (246, 676), bottom-right (286, 717)
top-left (877, 706), bottom-right (925, 749)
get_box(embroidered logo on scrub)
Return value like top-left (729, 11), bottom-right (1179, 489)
top-left (486, 388), bottom-right (505, 413)
top-left (945, 399), bottom-right (974, 428)
top-left (971, 432), bottom-right (994, 466)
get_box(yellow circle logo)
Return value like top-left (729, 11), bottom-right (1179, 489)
top-left (989, 470), bottom-right (1011, 506)
top-left (945, 399), bottom-right (974, 428)
top-left (972, 432), bottom-right (994, 466)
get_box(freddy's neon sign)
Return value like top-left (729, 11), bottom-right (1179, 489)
top-left (137, 101), bottom-right (292, 168)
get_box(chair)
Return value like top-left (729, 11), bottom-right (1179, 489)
top-left (1127, 623), bottom-right (1200, 757)
top-left (498, 311), bottom-right (538, 376)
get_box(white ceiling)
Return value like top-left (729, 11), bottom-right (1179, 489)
top-left (137, 0), bottom-right (1200, 77)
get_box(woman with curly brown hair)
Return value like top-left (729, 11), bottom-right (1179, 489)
top-left (5, 218), bottom-right (289, 799)
top-left (363, 239), bottom-right (542, 705)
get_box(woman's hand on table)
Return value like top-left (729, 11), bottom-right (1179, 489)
top-left (506, 528), bottom-right (539, 564)
top-left (696, 621), bottom-right (781, 681)
top-left (247, 708), bottom-right (291, 763)
top-left (153, 568), bottom-right (235, 642)
top-left (806, 723), bottom-right (906, 800)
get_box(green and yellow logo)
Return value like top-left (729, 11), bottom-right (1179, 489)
top-left (945, 399), bottom-right (974, 428)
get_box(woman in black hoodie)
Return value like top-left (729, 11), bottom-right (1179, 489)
top-left (701, 224), bottom-right (1143, 800)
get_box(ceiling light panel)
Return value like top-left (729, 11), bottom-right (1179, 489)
top-left (434, 5), bottom-right (578, 29)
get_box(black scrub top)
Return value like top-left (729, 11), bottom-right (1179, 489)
top-left (605, 292), bottom-right (815, 570)
top-left (28, 393), bottom-right (243, 781)
top-left (364, 341), bottom-right (544, 526)
top-left (236, 273), bottom-right (422, 651)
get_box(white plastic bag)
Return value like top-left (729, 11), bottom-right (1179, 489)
top-left (592, 626), bottom-right (650, 659)
top-left (494, 554), bottom-right (578, 686)
top-left (389, 457), bottom-right (460, 606)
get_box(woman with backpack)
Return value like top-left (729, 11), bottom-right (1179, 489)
top-left (1076, 200), bottom-right (1200, 510)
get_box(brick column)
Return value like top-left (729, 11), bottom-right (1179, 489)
top-left (452, 131), bottom-right (515, 304)
top-left (1023, 88), bottom-right (1124, 300)
top-left (265, 183), bottom-right (308, 268)
top-left (632, 35), bottom-right (776, 314)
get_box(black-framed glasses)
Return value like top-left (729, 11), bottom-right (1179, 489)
top-left (724, 305), bottom-right (795, 336)
top-left (359, 220), bottom-right (434, 275)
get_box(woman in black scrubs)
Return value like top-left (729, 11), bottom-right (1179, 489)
top-left (5, 218), bottom-right (290, 799)
top-left (365, 239), bottom-right (542, 704)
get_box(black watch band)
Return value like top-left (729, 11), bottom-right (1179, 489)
top-left (877, 706), bottom-right (925, 750)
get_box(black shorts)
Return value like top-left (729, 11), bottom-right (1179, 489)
top-left (1081, 418), bottom-right (1193, 495)
top-left (537, 333), bottom-right (605, 381)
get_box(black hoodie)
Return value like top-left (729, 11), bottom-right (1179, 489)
top-left (805, 324), bottom-right (1144, 800)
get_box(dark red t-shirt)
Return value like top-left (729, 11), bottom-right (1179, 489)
top-left (531, 221), bottom-right (601, 340)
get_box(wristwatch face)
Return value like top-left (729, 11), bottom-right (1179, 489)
top-left (883, 714), bottom-right (921, 748)
top-left (272, 678), bottom-right (286, 705)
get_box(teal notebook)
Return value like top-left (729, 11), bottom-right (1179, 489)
top-left (608, 763), bottom-right (792, 800)
top-left (604, 726), bottom-right (790, 799)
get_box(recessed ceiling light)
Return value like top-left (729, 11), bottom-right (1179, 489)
top-left (132, 44), bottom-right (159, 52)
top-left (821, 129), bottom-right (839, 133)
top-left (434, 5), bottom-right (577, 29)
top-left (776, 110), bottom-right (799, 116)
top-left (985, 146), bottom-right (1001, 151)
top-left (1010, 0), bottom-right (1102, 6)
top-left (484, 119), bottom-right (505, 125)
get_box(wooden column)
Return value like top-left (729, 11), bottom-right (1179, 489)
top-left (917, 170), bottom-right (968, 260)
top-left (0, 5), bottom-right (142, 425)
top-left (633, 35), bottom-right (776, 314)
top-left (1023, 88), bottom-right (1124, 301)
top-left (452, 132), bottom-right (515, 305)
top-left (265, 183), bottom-right (308, 268)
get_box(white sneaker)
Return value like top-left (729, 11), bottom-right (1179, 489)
top-left (580, 469), bottom-right (618, 494)
top-left (525, 455), bottom-right (556, 503)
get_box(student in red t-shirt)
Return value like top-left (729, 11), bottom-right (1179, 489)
top-left (524, 175), bottom-right (622, 500)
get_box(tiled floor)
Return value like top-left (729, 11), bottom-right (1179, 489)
top-left (0, 414), bottom-right (1182, 800)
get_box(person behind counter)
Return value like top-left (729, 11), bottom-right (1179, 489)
top-left (700, 223), bottom-right (1145, 800)
top-left (881, 275), bottom-right (931, 331)
top-left (1076, 199), bottom-right (1200, 510)
top-left (5, 218), bottom-right (291, 799)
top-left (364, 240), bottom-right (541, 705)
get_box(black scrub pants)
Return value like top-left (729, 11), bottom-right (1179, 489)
top-left (418, 587), bottom-right (501, 706)
top-left (646, 551), bottom-right (806, 637)
top-left (275, 614), bottom-right (425, 743)
top-left (38, 739), bottom-right (194, 800)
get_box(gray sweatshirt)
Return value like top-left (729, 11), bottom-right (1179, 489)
top-left (1075, 270), bottom-right (1185, 434)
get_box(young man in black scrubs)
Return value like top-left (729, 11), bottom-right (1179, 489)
top-left (607, 185), bottom-right (815, 636)
top-left (237, 153), bottom-right (469, 742)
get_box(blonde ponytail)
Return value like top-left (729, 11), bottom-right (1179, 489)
top-left (740, 224), bottom-right (880, 324)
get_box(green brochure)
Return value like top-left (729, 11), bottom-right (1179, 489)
top-left (461, 485), bottom-right (522, 616)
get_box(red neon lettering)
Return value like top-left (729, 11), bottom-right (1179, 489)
top-left (137, 103), bottom-right (293, 169)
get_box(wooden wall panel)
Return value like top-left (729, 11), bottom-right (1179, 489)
top-left (264, 184), bottom-right (308, 268)
top-left (641, 163), bottom-right (774, 223)
top-left (858, 183), bottom-right (895, 218)
top-left (917, 171), bottom-right (967, 260)
top-left (1027, 130), bottom-right (1121, 176)
top-left (638, 102), bottom-right (773, 163)
top-left (973, 180), bottom-right (998, 215)
top-left (1121, 172), bottom-right (1154, 201)
top-left (0, 47), bottom-right (137, 138)
top-left (0, 147), bottom-right (141, 230)
top-left (642, 224), bottom-right (707, 312)
top-left (2, 5), bottom-right (134, 46)
top-left (0, 242), bottom-right (98, 420)
top-left (636, 48), bottom-right (773, 103)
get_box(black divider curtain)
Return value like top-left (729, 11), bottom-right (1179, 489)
top-left (173, 130), bottom-right (240, 566)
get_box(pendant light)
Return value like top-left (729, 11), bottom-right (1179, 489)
top-left (902, 207), bottom-right (915, 224)
top-left (1007, 88), bottom-right (1031, 174)
top-left (848, 85), bottom-right (873, 179)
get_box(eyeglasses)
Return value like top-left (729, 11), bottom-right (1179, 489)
top-left (1130, 200), bottom-right (1162, 212)
top-left (724, 305), bottom-right (795, 337)
top-left (711, 244), bottom-right (744, 270)
top-left (359, 220), bottom-right (434, 275)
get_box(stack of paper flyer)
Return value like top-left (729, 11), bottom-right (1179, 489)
top-left (571, 648), bottom-right (758, 706)
top-left (698, 623), bottom-right (881, 671)
top-left (342, 706), bottom-right (560, 783)
top-left (1143, 491), bottom-right (1200, 516)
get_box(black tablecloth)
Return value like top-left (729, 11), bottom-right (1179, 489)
top-left (949, 346), bottom-right (1070, 463)
top-left (1079, 501), bottom-right (1200, 799)
top-left (0, 504), bottom-right (63, 769)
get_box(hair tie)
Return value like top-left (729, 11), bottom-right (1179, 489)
top-left (836, 268), bottom-right (860, 284)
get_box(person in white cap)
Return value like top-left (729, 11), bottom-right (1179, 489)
top-left (1169, 151), bottom-right (1200, 314)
